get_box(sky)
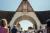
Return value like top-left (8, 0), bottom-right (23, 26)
top-left (0, 0), bottom-right (50, 11)
top-left (19, 20), bottom-right (33, 31)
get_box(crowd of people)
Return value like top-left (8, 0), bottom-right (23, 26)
top-left (0, 19), bottom-right (47, 33)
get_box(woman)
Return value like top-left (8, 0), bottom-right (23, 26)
top-left (0, 19), bottom-right (9, 33)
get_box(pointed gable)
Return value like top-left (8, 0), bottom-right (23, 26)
top-left (16, 0), bottom-right (34, 12)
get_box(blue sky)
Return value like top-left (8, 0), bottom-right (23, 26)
top-left (19, 20), bottom-right (33, 31)
top-left (0, 0), bottom-right (50, 11)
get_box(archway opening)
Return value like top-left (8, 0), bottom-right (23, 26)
top-left (19, 20), bottom-right (33, 31)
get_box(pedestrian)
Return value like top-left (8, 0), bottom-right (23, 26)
top-left (0, 19), bottom-right (9, 33)
top-left (11, 25), bottom-right (18, 33)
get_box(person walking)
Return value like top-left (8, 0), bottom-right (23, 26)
top-left (11, 25), bottom-right (18, 33)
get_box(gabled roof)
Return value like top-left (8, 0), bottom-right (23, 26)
top-left (16, 0), bottom-right (34, 12)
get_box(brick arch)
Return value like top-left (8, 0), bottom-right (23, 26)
top-left (14, 15), bottom-right (37, 29)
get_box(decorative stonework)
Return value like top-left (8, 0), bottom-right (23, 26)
top-left (16, 0), bottom-right (33, 12)
top-left (14, 15), bottom-right (37, 29)
top-left (9, 12), bottom-right (41, 30)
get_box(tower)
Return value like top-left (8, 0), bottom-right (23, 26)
top-left (9, 0), bottom-right (41, 30)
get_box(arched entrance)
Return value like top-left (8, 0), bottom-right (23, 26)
top-left (18, 20), bottom-right (34, 31)
top-left (14, 15), bottom-right (37, 30)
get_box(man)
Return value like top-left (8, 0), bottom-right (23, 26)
top-left (11, 25), bottom-right (17, 33)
